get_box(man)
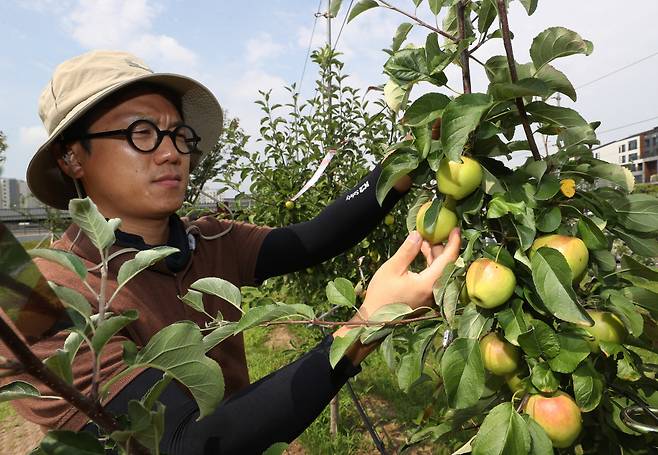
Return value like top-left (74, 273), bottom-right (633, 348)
top-left (5, 50), bottom-right (459, 453)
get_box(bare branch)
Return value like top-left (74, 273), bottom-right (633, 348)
top-left (379, 0), bottom-right (459, 42)
top-left (457, 0), bottom-right (472, 94)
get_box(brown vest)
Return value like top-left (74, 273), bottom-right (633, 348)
top-left (1, 216), bottom-right (271, 431)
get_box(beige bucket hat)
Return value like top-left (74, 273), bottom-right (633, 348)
top-left (27, 50), bottom-right (223, 210)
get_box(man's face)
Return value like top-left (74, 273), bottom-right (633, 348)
top-left (70, 91), bottom-right (190, 222)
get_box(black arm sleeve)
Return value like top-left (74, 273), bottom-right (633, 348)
top-left (255, 165), bottom-right (407, 282)
top-left (83, 336), bottom-right (360, 455)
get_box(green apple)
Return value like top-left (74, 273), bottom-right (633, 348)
top-left (384, 214), bottom-right (395, 226)
top-left (585, 310), bottom-right (627, 351)
top-left (436, 156), bottom-right (483, 200)
top-left (416, 201), bottom-right (458, 245)
top-left (480, 332), bottom-right (521, 376)
top-left (525, 392), bottom-right (583, 448)
top-left (466, 258), bottom-right (516, 309)
top-left (505, 371), bottom-right (527, 394)
top-left (284, 200), bottom-right (295, 210)
top-left (531, 235), bottom-right (589, 283)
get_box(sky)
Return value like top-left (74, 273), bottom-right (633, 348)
top-left (1, 0), bottom-right (658, 182)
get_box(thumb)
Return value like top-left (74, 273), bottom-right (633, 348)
top-left (387, 231), bottom-right (423, 274)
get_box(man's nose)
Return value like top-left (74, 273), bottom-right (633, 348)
top-left (153, 134), bottom-right (182, 164)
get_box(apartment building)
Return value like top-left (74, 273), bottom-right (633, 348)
top-left (593, 126), bottom-right (658, 183)
top-left (0, 178), bottom-right (42, 209)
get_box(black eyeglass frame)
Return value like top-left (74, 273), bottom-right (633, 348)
top-left (71, 119), bottom-right (201, 155)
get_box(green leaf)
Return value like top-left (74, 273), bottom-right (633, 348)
top-left (572, 360), bottom-right (603, 412)
top-left (0, 381), bottom-right (41, 403)
top-left (616, 194), bottom-right (658, 233)
top-left (326, 277), bottom-right (356, 307)
top-left (384, 78), bottom-right (406, 113)
top-left (458, 303), bottom-right (493, 339)
top-left (406, 192), bottom-right (432, 233)
top-left (530, 363), bottom-right (559, 393)
top-left (530, 26), bottom-right (593, 72)
top-left (179, 289), bottom-right (206, 313)
top-left (428, 0), bottom-right (446, 15)
top-left (202, 322), bottom-right (238, 352)
top-left (518, 0), bottom-right (539, 15)
top-left (487, 195), bottom-right (526, 219)
top-left (481, 164), bottom-right (506, 195)
top-left (129, 322), bottom-right (223, 419)
top-left (534, 64), bottom-right (576, 101)
top-left (606, 290), bottom-right (644, 337)
top-left (559, 125), bottom-right (598, 148)
top-left (472, 402), bottom-right (531, 455)
top-left (482, 244), bottom-right (515, 270)
top-left (441, 94), bottom-right (493, 162)
top-left (477, 0), bottom-right (497, 34)
top-left (404, 93), bottom-right (451, 127)
top-left (329, 0), bottom-right (342, 17)
top-left (531, 248), bottom-right (592, 325)
top-left (534, 175), bottom-right (560, 200)
top-left (577, 217), bottom-right (607, 250)
top-left (68, 198), bottom-right (117, 251)
top-left (496, 300), bottom-right (529, 346)
top-left (330, 328), bottom-right (364, 368)
top-left (547, 332), bottom-right (590, 373)
top-left (40, 430), bottom-right (104, 455)
top-left (592, 250), bottom-right (616, 272)
top-left (622, 286), bottom-right (658, 317)
top-left (588, 160), bottom-right (635, 192)
top-left (347, 0), bottom-right (378, 22)
top-left (525, 416), bottom-right (553, 455)
top-left (610, 227), bottom-right (658, 257)
top-left (376, 151), bottom-right (420, 205)
top-left (397, 327), bottom-right (438, 392)
top-left (190, 277), bottom-right (242, 310)
top-left (489, 78), bottom-right (550, 101)
top-left (236, 304), bottom-right (314, 332)
top-left (91, 310), bottom-right (138, 354)
top-left (29, 249), bottom-right (86, 279)
top-left (117, 246), bottom-right (179, 286)
top-left (525, 101), bottom-right (588, 128)
top-left (413, 124), bottom-right (431, 159)
top-left (536, 206), bottom-right (561, 233)
top-left (384, 48), bottom-right (429, 84)
top-left (391, 22), bottom-right (413, 52)
top-left (369, 303), bottom-right (415, 323)
top-left (517, 320), bottom-right (560, 359)
top-left (44, 350), bottom-right (73, 384)
top-left (440, 338), bottom-right (485, 409)
top-left (49, 283), bottom-right (91, 320)
top-left (620, 256), bottom-right (658, 294)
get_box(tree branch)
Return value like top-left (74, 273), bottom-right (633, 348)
top-left (495, 0), bottom-right (542, 161)
top-left (263, 313), bottom-right (441, 328)
top-left (379, 0), bottom-right (459, 42)
top-left (457, 0), bottom-right (472, 94)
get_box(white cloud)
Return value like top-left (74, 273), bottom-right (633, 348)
top-left (63, 0), bottom-right (198, 71)
top-left (246, 33), bottom-right (284, 64)
top-left (19, 125), bottom-right (47, 148)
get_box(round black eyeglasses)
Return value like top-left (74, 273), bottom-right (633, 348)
top-left (74, 119), bottom-right (201, 154)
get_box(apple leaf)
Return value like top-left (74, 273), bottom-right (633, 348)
top-left (441, 94), bottom-right (493, 162)
top-left (531, 248), bottom-right (593, 325)
top-left (391, 22), bottom-right (413, 52)
top-left (29, 248), bottom-right (87, 279)
top-left (609, 227), bottom-right (658, 258)
top-left (472, 402), bottom-right (531, 455)
top-left (190, 277), bottom-right (242, 311)
top-left (429, 0), bottom-right (446, 15)
top-left (525, 101), bottom-right (589, 128)
top-left (376, 150), bottom-right (420, 205)
top-left (620, 256), bottom-right (658, 294)
top-left (577, 217), bottom-right (608, 250)
top-left (40, 430), bottom-right (104, 455)
top-left (407, 191), bottom-right (432, 233)
top-left (517, 320), bottom-right (560, 359)
top-left (202, 322), bottom-right (238, 352)
top-left (605, 290), bottom-right (644, 337)
top-left (236, 304), bottom-right (315, 332)
top-left (622, 287), bottom-right (658, 318)
top-left (534, 63), bottom-right (576, 101)
top-left (326, 277), bottom-right (356, 307)
top-left (588, 160), bottom-right (635, 193)
top-left (616, 194), bottom-right (658, 233)
top-left (397, 326), bottom-right (439, 392)
top-left (0, 381), bottom-right (42, 403)
top-left (440, 338), bottom-right (485, 409)
top-left (536, 206), bottom-right (561, 233)
top-left (572, 360), bottom-right (603, 412)
top-left (525, 416), bottom-right (553, 455)
top-left (330, 327), bottom-right (364, 368)
top-left (404, 93), bottom-right (451, 127)
top-left (519, 0), bottom-right (539, 15)
top-left (179, 289), bottom-right (206, 314)
top-left (117, 246), bottom-right (179, 286)
top-left (329, 0), bottom-right (342, 17)
top-left (458, 303), bottom-right (493, 339)
top-left (592, 250), bottom-right (616, 273)
top-left (347, 0), bottom-right (378, 23)
top-left (530, 27), bottom-right (593, 72)
top-left (91, 310), bottom-right (138, 354)
top-left (530, 363), bottom-right (559, 393)
top-left (68, 197), bottom-right (117, 252)
top-left (489, 78), bottom-right (550, 101)
top-left (547, 332), bottom-right (590, 373)
top-left (496, 299), bottom-right (529, 346)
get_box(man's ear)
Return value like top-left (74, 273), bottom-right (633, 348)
top-left (56, 145), bottom-right (84, 179)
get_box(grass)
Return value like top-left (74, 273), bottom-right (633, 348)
top-left (244, 324), bottom-right (435, 454)
top-left (0, 402), bottom-right (16, 423)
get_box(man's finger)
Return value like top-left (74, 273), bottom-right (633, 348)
top-left (420, 228), bottom-right (461, 282)
top-left (421, 240), bottom-right (433, 266)
top-left (387, 230), bottom-right (423, 274)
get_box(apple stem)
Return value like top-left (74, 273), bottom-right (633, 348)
top-left (495, 0), bottom-right (542, 162)
top-left (516, 393), bottom-right (529, 413)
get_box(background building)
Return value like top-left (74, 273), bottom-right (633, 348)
top-left (594, 126), bottom-right (658, 183)
top-left (0, 178), bottom-right (42, 209)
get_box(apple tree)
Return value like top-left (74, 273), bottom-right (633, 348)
top-left (329, 0), bottom-right (658, 453)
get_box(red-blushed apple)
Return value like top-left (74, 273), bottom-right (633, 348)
top-left (585, 310), bottom-right (627, 352)
top-left (466, 258), bottom-right (516, 309)
top-left (531, 235), bottom-right (589, 283)
top-left (479, 332), bottom-right (521, 376)
top-left (525, 392), bottom-right (583, 448)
